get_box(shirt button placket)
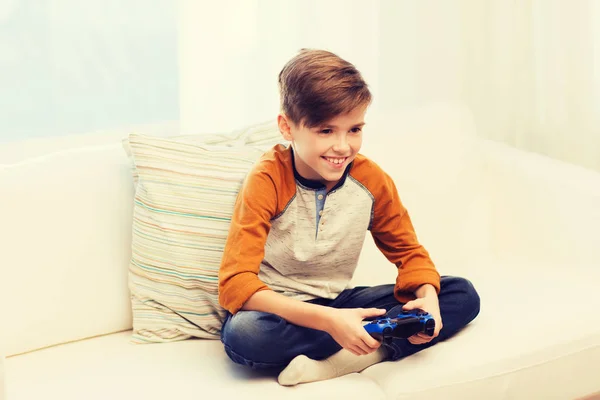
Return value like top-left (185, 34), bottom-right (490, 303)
top-left (316, 190), bottom-right (327, 234)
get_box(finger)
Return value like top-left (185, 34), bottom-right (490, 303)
top-left (410, 333), bottom-right (430, 343)
top-left (346, 346), bottom-right (361, 356)
top-left (362, 332), bottom-right (382, 350)
top-left (408, 336), bottom-right (429, 345)
top-left (357, 337), bottom-right (376, 354)
top-left (435, 321), bottom-right (443, 336)
top-left (416, 333), bottom-right (434, 342)
top-left (362, 307), bottom-right (387, 318)
top-left (363, 338), bottom-right (380, 353)
top-left (352, 344), bottom-right (367, 356)
top-left (357, 342), bottom-right (371, 355)
top-left (402, 299), bottom-right (424, 310)
top-left (407, 337), bottom-right (423, 345)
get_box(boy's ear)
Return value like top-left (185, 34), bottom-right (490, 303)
top-left (277, 114), bottom-right (294, 141)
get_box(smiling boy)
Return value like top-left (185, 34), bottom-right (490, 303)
top-left (218, 49), bottom-right (480, 386)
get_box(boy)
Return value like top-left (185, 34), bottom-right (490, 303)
top-left (218, 49), bottom-right (480, 386)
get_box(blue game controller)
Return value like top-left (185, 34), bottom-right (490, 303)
top-left (364, 309), bottom-right (435, 341)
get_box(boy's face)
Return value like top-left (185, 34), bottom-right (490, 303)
top-left (278, 106), bottom-right (366, 191)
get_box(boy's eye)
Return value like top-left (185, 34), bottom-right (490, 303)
top-left (319, 127), bottom-right (362, 134)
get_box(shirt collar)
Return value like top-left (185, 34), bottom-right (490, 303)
top-left (289, 145), bottom-right (352, 191)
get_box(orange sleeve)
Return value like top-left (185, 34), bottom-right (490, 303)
top-left (218, 166), bottom-right (276, 314)
top-left (362, 162), bottom-right (441, 303)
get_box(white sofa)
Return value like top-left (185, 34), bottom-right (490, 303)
top-left (1, 104), bottom-right (599, 400)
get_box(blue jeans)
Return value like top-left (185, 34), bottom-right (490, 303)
top-left (220, 276), bottom-right (480, 371)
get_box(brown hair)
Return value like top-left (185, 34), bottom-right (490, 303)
top-left (278, 49), bottom-right (372, 128)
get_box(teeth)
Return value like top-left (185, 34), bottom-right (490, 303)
top-left (325, 157), bottom-right (345, 164)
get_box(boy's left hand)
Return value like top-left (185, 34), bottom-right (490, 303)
top-left (402, 293), bottom-right (443, 345)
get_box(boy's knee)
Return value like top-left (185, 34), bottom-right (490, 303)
top-left (221, 311), bottom-right (287, 362)
top-left (222, 310), bottom-right (284, 345)
top-left (442, 276), bottom-right (481, 322)
top-left (457, 277), bottom-right (480, 322)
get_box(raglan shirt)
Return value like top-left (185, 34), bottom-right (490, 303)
top-left (218, 144), bottom-right (441, 314)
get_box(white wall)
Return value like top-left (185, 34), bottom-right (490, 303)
top-left (179, 0), bottom-right (600, 172)
top-left (178, 0), bottom-right (472, 133)
top-left (2, 1), bottom-right (598, 172)
top-left (178, 0), bottom-right (380, 134)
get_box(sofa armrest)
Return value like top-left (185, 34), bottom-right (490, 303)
top-left (481, 139), bottom-right (600, 267)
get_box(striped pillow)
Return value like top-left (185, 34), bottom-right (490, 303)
top-left (124, 123), bottom-right (284, 343)
top-left (166, 118), bottom-right (288, 147)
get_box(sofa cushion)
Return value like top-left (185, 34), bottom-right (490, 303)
top-left (5, 331), bottom-right (386, 400)
top-left (124, 123), bottom-right (284, 343)
top-left (360, 257), bottom-right (600, 400)
top-left (6, 258), bottom-right (599, 400)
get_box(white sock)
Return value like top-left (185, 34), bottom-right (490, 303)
top-left (277, 347), bottom-right (387, 386)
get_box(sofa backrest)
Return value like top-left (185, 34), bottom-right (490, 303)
top-left (482, 139), bottom-right (600, 267)
top-left (352, 103), bottom-right (490, 286)
top-left (0, 104), bottom-right (491, 356)
top-left (0, 142), bottom-right (135, 357)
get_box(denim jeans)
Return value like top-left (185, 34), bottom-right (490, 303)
top-left (220, 276), bottom-right (480, 371)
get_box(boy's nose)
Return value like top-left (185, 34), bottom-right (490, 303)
top-left (333, 135), bottom-right (350, 152)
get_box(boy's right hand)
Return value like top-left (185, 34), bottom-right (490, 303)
top-left (323, 307), bottom-right (387, 356)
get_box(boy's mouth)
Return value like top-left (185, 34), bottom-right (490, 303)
top-left (322, 156), bottom-right (348, 168)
